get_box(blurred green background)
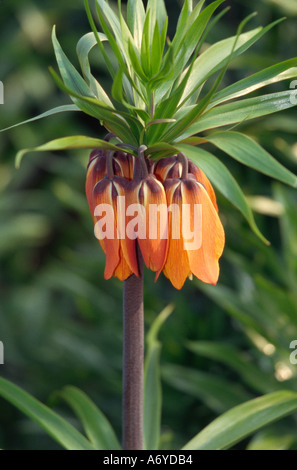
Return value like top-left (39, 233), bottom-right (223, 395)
top-left (1, 0), bottom-right (297, 450)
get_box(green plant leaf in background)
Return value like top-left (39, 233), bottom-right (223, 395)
top-left (0, 105), bottom-right (80, 134)
top-left (163, 364), bottom-right (251, 414)
top-left (143, 304), bottom-right (174, 450)
top-left (187, 341), bottom-right (279, 394)
top-left (60, 386), bottom-right (121, 450)
top-left (0, 377), bottom-right (95, 450)
top-left (182, 391), bottom-right (297, 450)
top-left (206, 131), bottom-right (297, 187)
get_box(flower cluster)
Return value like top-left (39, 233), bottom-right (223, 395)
top-left (86, 146), bottom-right (225, 289)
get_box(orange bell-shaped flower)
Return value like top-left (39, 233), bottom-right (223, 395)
top-left (125, 147), bottom-right (168, 272)
top-left (87, 150), bottom-right (139, 281)
top-left (159, 154), bottom-right (225, 289)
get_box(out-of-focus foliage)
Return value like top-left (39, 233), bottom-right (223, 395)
top-left (0, 0), bottom-right (297, 450)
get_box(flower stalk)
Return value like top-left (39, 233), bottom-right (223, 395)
top-left (122, 247), bottom-right (144, 450)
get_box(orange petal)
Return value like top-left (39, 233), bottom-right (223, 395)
top-left (188, 160), bottom-right (218, 212)
top-left (93, 178), bottom-right (120, 279)
top-left (181, 180), bottom-right (225, 285)
top-left (138, 176), bottom-right (168, 272)
top-left (113, 246), bottom-right (133, 281)
top-left (86, 154), bottom-right (107, 213)
top-left (113, 177), bottom-right (139, 277)
top-left (161, 181), bottom-right (191, 289)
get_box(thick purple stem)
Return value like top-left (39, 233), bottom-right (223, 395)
top-left (122, 247), bottom-right (144, 450)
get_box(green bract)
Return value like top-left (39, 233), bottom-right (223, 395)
top-left (1, 0), bottom-right (297, 241)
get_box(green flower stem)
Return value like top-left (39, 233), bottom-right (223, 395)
top-left (122, 247), bottom-right (144, 450)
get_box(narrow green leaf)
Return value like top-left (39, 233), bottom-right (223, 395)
top-left (172, 0), bottom-right (225, 80)
top-left (0, 105), bottom-right (80, 133)
top-left (51, 27), bottom-right (136, 138)
top-left (127, 0), bottom-right (145, 49)
top-left (52, 25), bottom-right (95, 99)
top-left (182, 391), bottom-right (297, 450)
top-left (150, 43), bottom-right (174, 90)
top-left (49, 67), bottom-right (141, 143)
top-left (210, 59), bottom-right (297, 107)
top-left (176, 144), bottom-right (269, 244)
top-left (96, 0), bottom-right (132, 63)
top-left (180, 90), bottom-right (297, 138)
top-left (84, 0), bottom-right (115, 78)
top-left (161, 12), bottom-right (258, 143)
top-left (76, 31), bottom-right (106, 78)
top-left (111, 67), bottom-right (149, 121)
top-left (179, 21), bottom-right (281, 106)
top-left (207, 131), bottom-right (297, 188)
top-left (163, 365), bottom-right (250, 414)
top-left (144, 305), bottom-right (174, 451)
top-left (247, 431), bottom-right (294, 451)
top-left (146, 142), bottom-right (178, 160)
top-left (187, 341), bottom-right (278, 394)
top-left (150, 22), bottom-right (162, 76)
top-left (15, 136), bottom-right (121, 168)
top-left (76, 31), bottom-right (114, 105)
top-left (60, 386), bottom-right (121, 450)
top-left (174, 0), bottom-right (192, 50)
top-left (141, 10), bottom-right (151, 76)
top-left (118, 0), bottom-right (138, 64)
top-left (171, 0), bottom-right (205, 52)
top-left (146, 0), bottom-right (167, 36)
top-left (128, 40), bottom-right (148, 81)
top-left (0, 377), bottom-right (95, 450)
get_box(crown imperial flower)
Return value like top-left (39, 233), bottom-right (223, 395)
top-left (7, 0), bottom-right (297, 288)
top-left (86, 145), bottom-right (225, 288)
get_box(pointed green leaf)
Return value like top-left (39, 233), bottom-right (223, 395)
top-left (180, 90), bottom-right (297, 138)
top-left (49, 67), bottom-right (141, 143)
top-left (76, 31), bottom-right (113, 105)
top-left (161, 12), bottom-right (259, 143)
top-left (146, 0), bottom-right (167, 36)
top-left (128, 40), bottom-right (148, 81)
top-left (127, 0), bottom-right (145, 49)
top-left (211, 59), bottom-right (297, 107)
top-left (0, 377), bottom-right (95, 450)
top-left (52, 25), bottom-right (95, 100)
top-left (207, 131), bottom-right (297, 188)
top-left (0, 105), bottom-right (80, 133)
top-left (176, 144), bottom-right (269, 244)
top-left (52, 27), bottom-right (136, 138)
top-left (187, 341), bottom-right (278, 394)
top-left (172, 0), bottom-right (205, 52)
top-left (141, 10), bottom-right (151, 76)
top-left (247, 431), bottom-right (294, 451)
top-left (15, 136), bottom-right (121, 168)
top-left (84, 0), bottom-right (115, 78)
top-left (60, 386), bottom-right (121, 450)
top-left (96, 0), bottom-right (132, 62)
top-left (172, 0), bottom-right (225, 81)
top-left (182, 391), bottom-right (297, 450)
top-left (163, 365), bottom-right (250, 414)
top-left (179, 20), bottom-right (283, 106)
top-left (150, 22), bottom-right (162, 76)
